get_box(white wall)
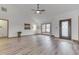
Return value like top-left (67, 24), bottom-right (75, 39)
top-left (0, 4), bottom-right (79, 40)
top-left (0, 5), bottom-right (41, 37)
top-left (50, 10), bottom-right (79, 40)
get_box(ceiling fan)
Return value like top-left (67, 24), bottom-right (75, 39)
top-left (32, 4), bottom-right (45, 14)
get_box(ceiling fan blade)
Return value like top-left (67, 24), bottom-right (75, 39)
top-left (41, 9), bottom-right (45, 11)
top-left (39, 9), bottom-right (45, 11)
top-left (32, 9), bottom-right (35, 11)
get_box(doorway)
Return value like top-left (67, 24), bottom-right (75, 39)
top-left (59, 19), bottom-right (71, 39)
top-left (0, 19), bottom-right (9, 38)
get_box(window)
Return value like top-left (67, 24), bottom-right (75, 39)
top-left (42, 24), bottom-right (46, 32)
top-left (46, 24), bottom-right (50, 32)
top-left (41, 23), bottom-right (51, 34)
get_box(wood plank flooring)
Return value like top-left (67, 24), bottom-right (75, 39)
top-left (0, 35), bottom-right (79, 55)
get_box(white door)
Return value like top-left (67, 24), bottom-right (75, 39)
top-left (0, 20), bottom-right (8, 37)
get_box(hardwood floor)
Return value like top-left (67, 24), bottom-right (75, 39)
top-left (0, 35), bottom-right (79, 55)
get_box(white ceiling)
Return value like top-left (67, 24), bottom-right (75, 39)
top-left (0, 4), bottom-right (79, 22)
top-left (1, 4), bottom-right (79, 14)
top-left (7, 4), bottom-right (79, 15)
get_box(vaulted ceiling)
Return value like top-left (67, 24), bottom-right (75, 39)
top-left (5, 4), bottom-right (79, 15)
top-left (0, 4), bottom-right (79, 22)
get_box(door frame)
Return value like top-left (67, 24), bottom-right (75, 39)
top-left (59, 19), bottom-right (71, 39)
top-left (0, 19), bottom-right (9, 38)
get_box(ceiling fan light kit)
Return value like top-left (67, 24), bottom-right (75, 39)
top-left (36, 10), bottom-right (40, 14)
top-left (32, 4), bottom-right (45, 14)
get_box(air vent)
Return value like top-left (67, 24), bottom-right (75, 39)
top-left (1, 7), bottom-right (7, 12)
